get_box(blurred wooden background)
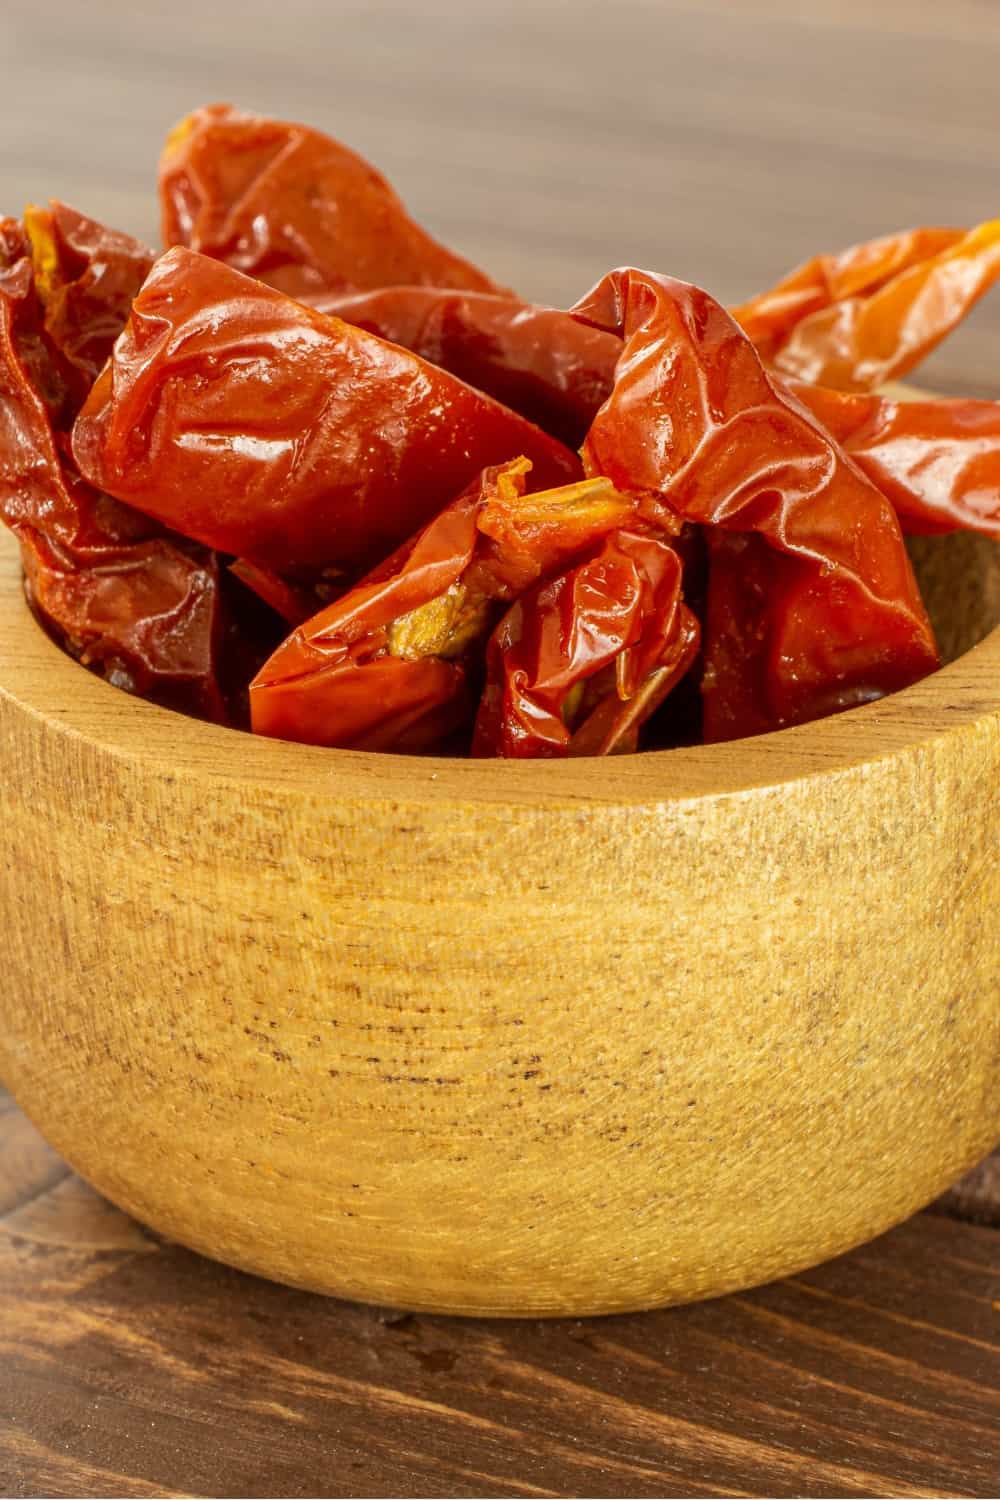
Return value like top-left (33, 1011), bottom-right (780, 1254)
top-left (3, 0), bottom-right (999, 394)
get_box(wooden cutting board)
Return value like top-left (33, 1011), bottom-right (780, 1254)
top-left (2, 1087), bottom-right (999, 1499)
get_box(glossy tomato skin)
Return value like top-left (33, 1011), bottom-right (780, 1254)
top-left (569, 267), bottom-right (940, 741)
top-left (788, 380), bottom-right (1000, 538)
top-left (250, 461), bottom-right (641, 754)
top-left (0, 212), bottom-right (226, 719)
top-left (71, 248), bottom-right (581, 578)
top-left (732, 221), bottom-right (1000, 391)
top-left (314, 285), bottom-right (621, 448)
top-left (22, 200), bottom-right (155, 394)
top-left (472, 527), bottom-right (699, 759)
top-left (9, 127), bottom-right (998, 759)
top-left (159, 104), bottom-right (506, 299)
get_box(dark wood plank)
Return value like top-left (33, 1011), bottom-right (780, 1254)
top-left (1, 1093), bottom-right (999, 1499)
top-left (3, 0), bottom-right (1000, 1493)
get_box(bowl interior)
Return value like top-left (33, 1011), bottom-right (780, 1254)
top-left (0, 522), bottom-right (998, 812)
top-left (908, 530), bottom-right (1000, 663)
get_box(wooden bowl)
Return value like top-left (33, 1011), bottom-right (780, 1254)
top-left (0, 517), bottom-right (998, 1317)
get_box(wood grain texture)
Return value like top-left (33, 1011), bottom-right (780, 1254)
top-left (2, 1091), bottom-right (1000, 1500)
top-left (2, 0), bottom-right (1000, 1490)
top-left (4, 0), bottom-right (1000, 396)
top-left (0, 498), bottom-right (998, 1320)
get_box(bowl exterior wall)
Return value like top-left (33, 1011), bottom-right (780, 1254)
top-left (1, 673), bottom-right (998, 1314)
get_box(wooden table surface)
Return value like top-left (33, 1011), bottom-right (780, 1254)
top-left (2, 0), bottom-right (1000, 1494)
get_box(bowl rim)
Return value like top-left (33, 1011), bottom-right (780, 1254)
top-left (1, 525), bottom-right (997, 812)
